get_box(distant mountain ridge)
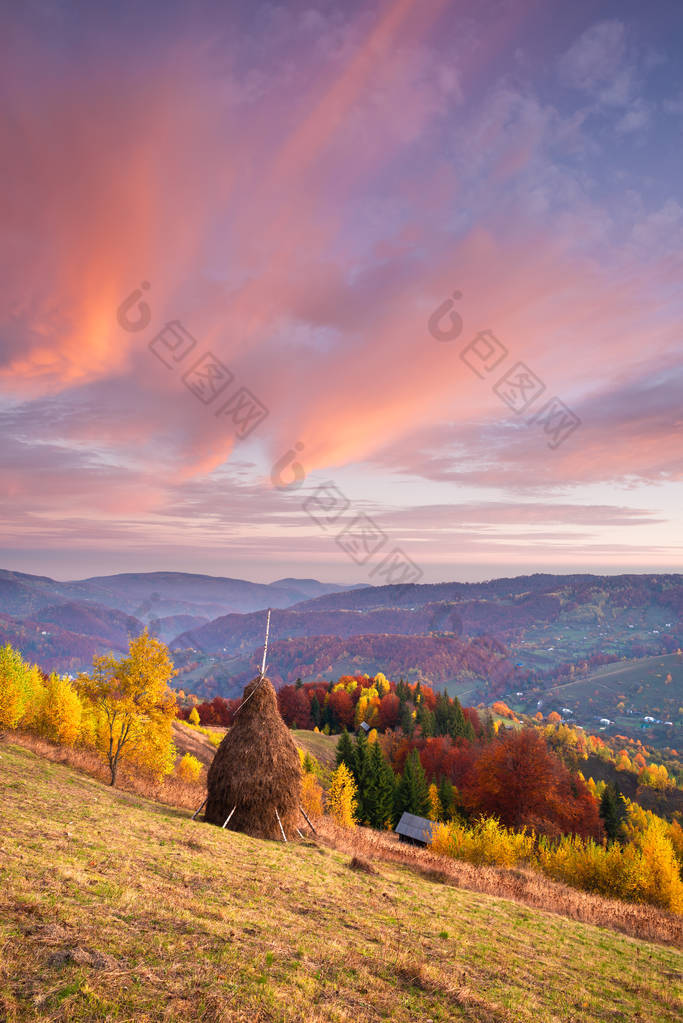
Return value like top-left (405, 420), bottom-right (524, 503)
top-left (0, 571), bottom-right (681, 713)
top-left (0, 569), bottom-right (360, 670)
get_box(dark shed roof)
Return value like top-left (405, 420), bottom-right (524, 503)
top-left (395, 812), bottom-right (436, 844)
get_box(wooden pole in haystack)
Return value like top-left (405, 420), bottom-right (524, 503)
top-left (260, 607), bottom-right (271, 677)
top-left (192, 797), bottom-right (207, 821)
top-left (222, 805), bottom-right (237, 829)
top-left (300, 805), bottom-right (317, 834)
top-left (232, 608), bottom-right (271, 719)
top-left (275, 807), bottom-right (288, 842)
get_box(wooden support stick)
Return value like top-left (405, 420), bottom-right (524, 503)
top-left (222, 805), bottom-right (237, 829)
top-left (299, 805), bottom-right (317, 834)
top-left (296, 828), bottom-right (304, 839)
top-left (192, 797), bottom-right (207, 821)
top-left (275, 808), bottom-right (287, 842)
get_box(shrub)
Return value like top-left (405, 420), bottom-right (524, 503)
top-left (176, 753), bottom-right (202, 784)
top-left (431, 809), bottom-right (683, 913)
top-left (430, 817), bottom-right (535, 868)
top-left (536, 824), bottom-right (683, 913)
top-left (301, 772), bottom-right (324, 818)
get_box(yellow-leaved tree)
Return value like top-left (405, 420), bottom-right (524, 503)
top-left (176, 752), bottom-right (202, 783)
top-left (327, 763), bottom-right (358, 828)
top-left (188, 706), bottom-right (200, 726)
top-left (374, 672), bottom-right (390, 696)
top-left (0, 644), bottom-right (44, 732)
top-left (428, 782), bottom-right (443, 822)
top-left (77, 630), bottom-right (177, 785)
top-left (36, 673), bottom-right (82, 745)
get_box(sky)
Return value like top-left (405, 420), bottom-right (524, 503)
top-left (1, 0), bottom-right (682, 585)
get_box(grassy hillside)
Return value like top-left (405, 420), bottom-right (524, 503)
top-left (521, 653), bottom-right (683, 737)
top-left (290, 728), bottom-right (339, 768)
top-left (172, 723), bottom-right (339, 772)
top-left (1, 744), bottom-right (681, 1022)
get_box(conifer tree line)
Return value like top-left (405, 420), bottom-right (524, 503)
top-left (335, 728), bottom-right (457, 828)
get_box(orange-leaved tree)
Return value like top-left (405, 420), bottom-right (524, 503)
top-left (462, 727), bottom-right (602, 839)
top-left (301, 771), bottom-right (324, 818)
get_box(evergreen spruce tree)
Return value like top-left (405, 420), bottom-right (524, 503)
top-left (438, 776), bottom-right (455, 819)
top-left (320, 701), bottom-right (332, 732)
top-left (336, 728), bottom-right (355, 772)
top-left (394, 749), bottom-right (430, 822)
top-left (434, 690), bottom-right (451, 736)
top-left (353, 729), bottom-right (373, 824)
top-left (310, 694), bottom-right (321, 728)
top-left (446, 695), bottom-right (464, 738)
top-left (599, 782), bottom-right (628, 842)
top-left (416, 702), bottom-right (435, 737)
top-left (400, 701), bottom-right (414, 737)
top-left (365, 740), bottom-right (396, 829)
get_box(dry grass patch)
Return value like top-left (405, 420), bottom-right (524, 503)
top-left (0, 742), bottom-right (681, 1023)
top-left (315, 817), bottom-right (683, 948)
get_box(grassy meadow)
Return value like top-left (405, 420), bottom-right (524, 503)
top-left (0, 741), bottom-right (681, 1023)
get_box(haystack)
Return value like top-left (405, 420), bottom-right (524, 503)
top-left (204, 675), bottom-right (302, 840)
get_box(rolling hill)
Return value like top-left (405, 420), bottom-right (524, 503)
top-left (0, 570), bottom-right (357, 671)
top-left (1, 571), bottom-right (682, 738)
top-left (0, 742), bottom-right (680, 1022)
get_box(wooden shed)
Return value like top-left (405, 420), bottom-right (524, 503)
top-left (395, 811), bottom-right (436, 846)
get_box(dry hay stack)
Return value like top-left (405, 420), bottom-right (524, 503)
top-left (204, 675), bottom-right (301, 839)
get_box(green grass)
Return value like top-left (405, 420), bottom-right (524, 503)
top-left (528, 653), bottom-right (683, 730)
top-left (291, 729), bottom-right (339, 768)
top-left (0, 742), bottom-right (681, 1022)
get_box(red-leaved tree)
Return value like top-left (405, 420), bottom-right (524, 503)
top-left (461, 727), bottom-right (602, 839)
